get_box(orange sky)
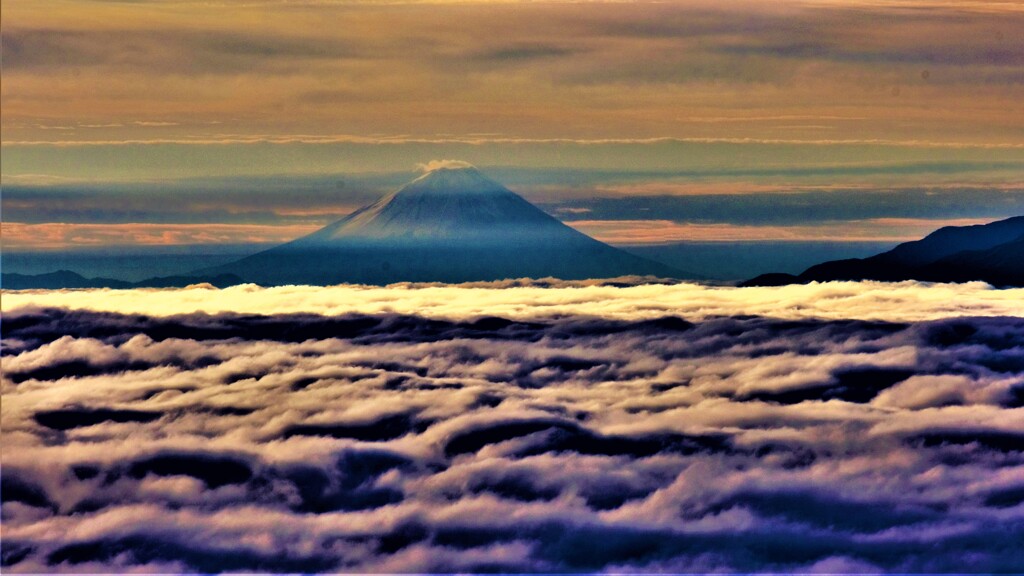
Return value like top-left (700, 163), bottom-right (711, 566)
top-left (4, 0), bottom-right (1023, 146)
top-left (2, 0), bottom-right (1022, 246)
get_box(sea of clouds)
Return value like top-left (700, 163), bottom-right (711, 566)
top-left (3, 281), bottom-right (1023, 572)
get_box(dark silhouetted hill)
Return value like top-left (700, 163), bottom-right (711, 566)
top-left (3, 270), bottom-right (244, 290)
top-left (742, 216), bottom-right (1024, 287)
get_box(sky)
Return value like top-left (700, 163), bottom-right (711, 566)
top-left (2, 0), bottom-right (1023, 249)
top-left (5, 7), bottom-right (1024, 571)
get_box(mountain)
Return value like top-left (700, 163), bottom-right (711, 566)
top-left (2, 270), bottom-right (133, 290)
top-left (202, 166), bottom-right (681, 285)
top-left (1, 270), bottom-right (245, 290)
top-left (917, 234), bottom-right (1024, 286)
top-left (742, 216), bottom-right (1024, 287)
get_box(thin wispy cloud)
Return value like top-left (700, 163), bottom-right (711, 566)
top-left (4, 0), bottom-right (1023, 157)
top-left (566, 217), bottom-right (996, 244)
top-left (2, 223), bottom-right (321, 250)
top-left (6, 135), bottom-right (1024, 148)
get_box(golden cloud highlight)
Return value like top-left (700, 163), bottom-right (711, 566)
top-left (6, 281), bottom-right (1024, 323)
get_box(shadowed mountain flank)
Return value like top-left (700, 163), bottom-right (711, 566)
top-left (202, 166), bottom-right (681, 285)
top-left (743, 216), bottom-right (1024, 287)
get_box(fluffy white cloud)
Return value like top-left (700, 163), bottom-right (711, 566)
top-left (6, 280), bottom-right (1024, 323)
top-left (2, 294), bottom-right (1023, 572)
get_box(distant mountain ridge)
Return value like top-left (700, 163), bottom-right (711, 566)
top-left (1, 270), bottom-right (244, 290)
top-left (742, 216), bottom-right (1024, 287)
top-left (200, 166), bottom-right (682, 285)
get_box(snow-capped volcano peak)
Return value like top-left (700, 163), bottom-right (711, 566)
top-left (416, 159), bottom-right (476, 172)
top-left (207, 166), bottom-right (681, 284)
top-left (400, 164), bottom-right (506, 197)
top-left (301, 165), bottom-right (560, 243)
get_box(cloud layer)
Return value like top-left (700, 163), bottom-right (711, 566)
top-left (6, 280), bottom-right (1024, 323)
top-left (2, 297), bottom-right (1023, 572)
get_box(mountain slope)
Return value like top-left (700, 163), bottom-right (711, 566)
top-left (299, 167), bottom-right (558, 244)
top-left (917, 234), bottom-right (1024, 286)
top-left (742, 216), bottom-right (1024, 287)
top-left (2, 270), bottom-right (244, 290)
top-left (880, 217), bottom-right (1024, 266)
top-left (204, 166), bottom-right (681, 285)
top-left (1, 270), bottom-right (132, 290)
